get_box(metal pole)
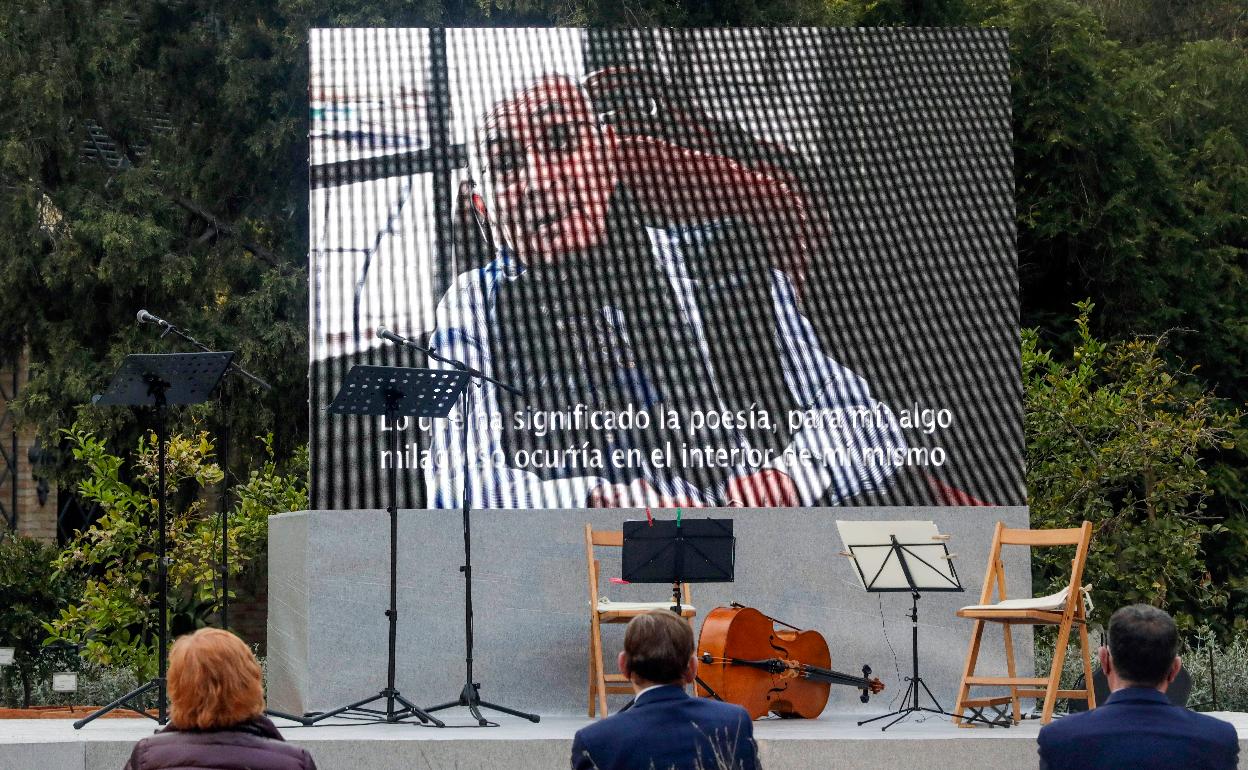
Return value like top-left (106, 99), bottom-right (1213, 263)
top-left (462, 387), bottom-right (474, 690)
top-left (157, 403), bottom-right (169, 725)
top-left (220, 415), bottom-right (230, 630)
top-left (10, 365), bottom-right (17, 532)
top-left (386, 395), bottom-right (400, 714)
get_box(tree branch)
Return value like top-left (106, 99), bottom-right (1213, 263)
top-left (171, 195), bottom-right (280, 268)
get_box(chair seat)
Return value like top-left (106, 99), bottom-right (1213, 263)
top-left (959, 586), bottom-right (1075, 613)
top-left (956, 608), bottom-right (1072, 624)
top-left (958, 585), bottom-right (1093, 624)
top-left (595, 599), bottom-right (696, 620)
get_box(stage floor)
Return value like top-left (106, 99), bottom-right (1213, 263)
top-left (4, 710), bottom-right (1247, 770)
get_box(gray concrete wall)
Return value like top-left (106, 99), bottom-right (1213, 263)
top-left (267, 506), bottom-right (1032, 717)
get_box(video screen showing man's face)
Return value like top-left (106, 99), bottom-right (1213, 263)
top-left (308, 28), bottom-right (1027, 511)
top-left (484, 76), bottom-right (618, 265)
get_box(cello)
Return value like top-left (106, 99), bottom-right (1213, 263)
top-left (695, 604), bottom-right (885, 720)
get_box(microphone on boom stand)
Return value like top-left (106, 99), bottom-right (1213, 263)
top-left (376, 326), bottom-right (523, 398)
top-left (136, 309), bottom-right (175, 338)
top-left (376, 326), bottom-right (418, 348)
top-left (133, 307), bottom-right (273, 667)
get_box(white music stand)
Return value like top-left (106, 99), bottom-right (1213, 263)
top-left (837, 520), bottom-right (988, 730)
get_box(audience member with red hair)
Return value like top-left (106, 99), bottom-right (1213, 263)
top-left (124, 628), bottom-right (316, 770)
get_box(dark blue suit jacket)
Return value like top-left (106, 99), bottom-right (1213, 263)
top-left (1038, 686), bottom-right (1239, 770)
top-left (571, 685), bottom-right (757, 770)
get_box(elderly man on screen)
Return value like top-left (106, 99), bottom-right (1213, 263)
top-left (426, 74), bottom-right (904, 509)
top-left (1038, 605), bottom-right (1238, 770)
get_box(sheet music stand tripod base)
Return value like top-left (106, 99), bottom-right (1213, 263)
top-left (74, 352), bottom-right (235, 730)
top-left (305, 365), bottom-right (468, 727)
top-left (836, 522), bottom-right (996, 731)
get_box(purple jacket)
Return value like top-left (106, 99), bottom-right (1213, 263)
top-left (124, 715), bottom-right (316, 770)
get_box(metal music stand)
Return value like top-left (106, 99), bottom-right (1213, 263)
top-left (305, 365), bottom-right (468, 727)
top-left (74, 352), bottom-right (234, 729)
top-left (836, 520), bottom-right (987, 731)
top-left (622, 518), bottom-right (735, 616)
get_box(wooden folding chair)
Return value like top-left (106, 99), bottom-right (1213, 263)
top-left (585, 523), bottom-right (694, 718)
top-left (953, 521), bottom-right (1095, 725)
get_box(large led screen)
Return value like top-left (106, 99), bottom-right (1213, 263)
top-left (310, 28), bottom-right (1024, 510)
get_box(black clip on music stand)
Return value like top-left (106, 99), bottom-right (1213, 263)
top-left (74, 352), bottom-right (235, 729)
top-left (622, 517), bottom-right (735, 701)
top-left (302, 365), bottom-right (468, 727)
top-left (841, 524), bottom-right (998, 730)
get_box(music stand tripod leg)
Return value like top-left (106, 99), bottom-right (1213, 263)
top-left (73, 678), bottom-right (163, 729)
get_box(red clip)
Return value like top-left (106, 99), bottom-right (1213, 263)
top-left (646, 506), bottom-right (654, 526)
top-left (610, 577), bottom-right (630, 585)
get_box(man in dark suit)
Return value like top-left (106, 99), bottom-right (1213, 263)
top-left (1038, 604), bottom-right (1239, 770)
top-left (571, 610), bottom-right (757, 770)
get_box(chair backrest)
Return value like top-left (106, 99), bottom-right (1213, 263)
top-left (585, 524), bottom-right (621, 607)
top-left (978, 521), bottom-right (1094, 618)
top-left (584, 523), bottom-right (691, 608)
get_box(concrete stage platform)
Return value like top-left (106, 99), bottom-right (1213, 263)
top-left (4, 711), bottom-right (1248, 770)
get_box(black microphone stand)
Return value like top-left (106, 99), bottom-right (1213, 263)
top-left (139, 313), bottom-right (271, 633)
top-left (380, 330), bottom-right (540, 726)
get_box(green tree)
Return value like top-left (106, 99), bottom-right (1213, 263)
top-left (1024, 302), bottom-right (1238, 630)
top-left (0, 534), bottom-right (80, 708)
top-left (0, 0), bottom-right (328, 477)
top-left (1076, 0), bottom-right (1247, 43)
top-left (830, 0), bottom-right (982, 25)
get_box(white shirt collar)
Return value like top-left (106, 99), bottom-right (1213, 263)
top-left (635, 683), bottom-right (668, 702)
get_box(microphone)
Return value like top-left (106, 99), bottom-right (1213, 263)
top-left (136, 309), bottom-right (170, 328)
top-left (375, 326), bottom-right (525, 398)
top-left (375, 326), bottom-right (415, 348)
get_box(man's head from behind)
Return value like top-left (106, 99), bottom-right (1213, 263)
top-left (1101, 604), bottom-right (1181, 691)
top-left (617, 610), bottom-right (696, 690)
top-left (481, 75), bottom-right (618, 265)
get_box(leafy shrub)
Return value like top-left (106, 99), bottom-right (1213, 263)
top-left (1024, 302), bottom-right (1239, 629)
top-left (44, 426), bottom-right (305, 681)
top-left (1036, 626), bottom-right (1248, 713)
top-left (1186, 630), bottom-right (1248, 712)
top-left (1, 658), bottom-right (137, 710)
top-left (0, 534), bottom-right (80, 707)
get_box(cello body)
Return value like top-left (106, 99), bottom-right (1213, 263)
top-left (696, 605), bottom-right (831, 719)
top-left (695, 605), bottom-right (883, 720)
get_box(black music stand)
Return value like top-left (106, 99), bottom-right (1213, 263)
top-left (74, 352), bottom-right (234, 729)
top-left (621, 518), bottom-right (735, 615)
top-left (371, 326), bottom-right (537, 727)
top-left (305, 365), bottom-right (468, 726)
top-left (836, 521), bottom-right (995, 730)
